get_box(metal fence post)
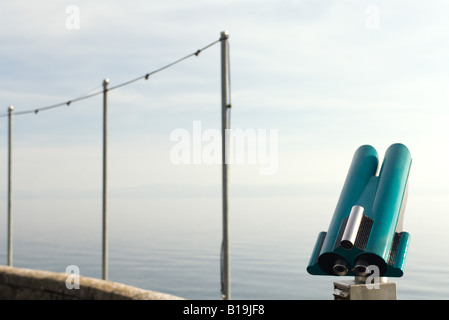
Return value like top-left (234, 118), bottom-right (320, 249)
top-left (102, 79), bottom-right (109, 280)
top-left (220, 30), bottom-right (231, 300)
top-left (7, 105), bottom-right (14, 266)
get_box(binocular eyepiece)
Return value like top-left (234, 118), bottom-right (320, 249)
top-left (307, 144), bottom-right (411, 277)
top-left (332, 259), bottom-right (349, 276)
top-left (331, 258), bottom-right (370, 277)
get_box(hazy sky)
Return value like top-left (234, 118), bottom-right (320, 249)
top-left (1, 1), bottom-right (449, 248)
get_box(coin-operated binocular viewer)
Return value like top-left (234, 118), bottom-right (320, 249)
top-left (307, 143), bottom-right (411, 299)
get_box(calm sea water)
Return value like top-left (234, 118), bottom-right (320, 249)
top-left (1, 192), bottom-right (448, 300)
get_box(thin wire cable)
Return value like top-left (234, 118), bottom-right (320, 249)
top-left (1, 39), bottom-right (220, 118)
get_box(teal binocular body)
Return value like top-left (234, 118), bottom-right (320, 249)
top-left (307, 143), bottom-right (411, 277)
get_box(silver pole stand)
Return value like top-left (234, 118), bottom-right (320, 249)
top-left (333, 277), bottom-right (397, 300)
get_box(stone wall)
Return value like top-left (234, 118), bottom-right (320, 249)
top-left (0, 266), bottom-right (184, 300)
